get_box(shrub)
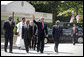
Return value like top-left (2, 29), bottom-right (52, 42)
top-left (13, 17), bottom-right (20, 35)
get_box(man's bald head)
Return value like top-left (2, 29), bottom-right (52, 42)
top-left (29, 20), bottom-right (33, 26)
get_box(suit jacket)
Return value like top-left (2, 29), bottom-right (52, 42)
top-left (52, 25), bottom-right (63, 39)
top-left (33, 25), bottom-right (37, 36)
top-left (33, 20), bottom-right (48, 37)
top-left (22, 24), bottom-right (37, 39)
top-left (3, 20), bottom-right (15, 36)
top-left (29, 25), bottom-right (37, 37)
top-left (22, 24), bottom-right (30, 39)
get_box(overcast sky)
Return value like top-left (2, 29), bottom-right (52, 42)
top-left (1, 1), bottom-right (13, 5)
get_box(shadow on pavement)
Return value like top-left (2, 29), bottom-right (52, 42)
top-left (58, 52), bottom-right (73, 54)
top-left (12, 52), bottom-right (26, 54)
top-left (26, 51), bottom-right (73, 55)
top-left (44, 51), bottom-right (73, 55)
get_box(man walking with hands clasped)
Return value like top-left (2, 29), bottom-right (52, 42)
top-left (52, 20), bottom-right (63, 53)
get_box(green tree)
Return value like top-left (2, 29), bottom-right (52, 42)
top-left (28, 1), bottom-right (59, 25)
top-left (58, 1), bottom-right (83, 15)
top-left (13, 17), bottom-right (20, 35)
top-left (28, 1), bottom-right (83, 23)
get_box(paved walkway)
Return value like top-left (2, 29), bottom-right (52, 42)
top-left (1, 43), bottom-right (83, 56)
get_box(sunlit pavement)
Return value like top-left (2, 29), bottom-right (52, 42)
top-left (1, 42), bottom-right (83, 56)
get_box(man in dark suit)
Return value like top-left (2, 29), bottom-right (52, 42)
top-left (33, 25), bottom-right (38, 50)
top-left (3, 16), bottom-right (15, 53)
top-left (72, 24), bottom-right (78, 45)
top-left (22, 20), bottom-right (30, 53)
top-left (32, 15), bottom-right (48, 53)
top-left (52, 20), bottom-right (63, 53)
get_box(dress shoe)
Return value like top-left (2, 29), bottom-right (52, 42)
top-left (40, 51), bottom-right (43, 53)
top-left (56, 50), bottom-right (58, 53)
top-left (9, 51), bottom-right (13, 53)
top-left (26, 51), bottom-right (29, 53)
top-left (18, 47), bottom-right (21, 49)
top-left (34, 48), bottom-right (35, 50)
top-left (37, 50), bottom-right (39, 52)
top-left (73, 43), bottom-right (75, 45)
top-left (5, 50), bottom-right (7, 52)
top-left (55, 48), bottom-right (58, 53)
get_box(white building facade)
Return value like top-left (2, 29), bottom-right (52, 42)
top-left (1, 1), bottom-right (35, 14)
top-left (1, 1), bottom-right (52, 23)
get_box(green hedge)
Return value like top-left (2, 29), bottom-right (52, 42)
top-left (46, 23), bottom-right (53, 29)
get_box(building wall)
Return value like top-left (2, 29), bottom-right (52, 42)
top-left (1, 12), bottom-right (52, 23)
top-left (1, 5), bottom-right (7, 12)
top-left (1, 1), bottom-right (52, 22)
top-left (1, 1), bottom-right (35, 14)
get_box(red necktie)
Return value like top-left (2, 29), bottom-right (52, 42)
top-left (73, 27), bottom-right (76, 34)
top-left (74, 27), bottom-right (76, 33)
top-left (42, 23), bottom-right (43, 30)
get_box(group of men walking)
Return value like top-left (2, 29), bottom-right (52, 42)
top-left (21, 18), bottom-right (37, 53)
top-left (3, 15), bottom-right (48, 53)
top-left (16, 17), bottom-right (37, 51)
top-left (3, 14), bottom-right (78, 53)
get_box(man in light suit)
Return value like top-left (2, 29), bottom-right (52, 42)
top-left (52, 20), bottom-right (63, 53)
top-left (3, 16), bottom-right (15, 53)
top-left (32, 15), bottom-right (48, 53)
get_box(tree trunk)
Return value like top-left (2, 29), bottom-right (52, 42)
top-left (52, 1), bottom-right (59, 25)
top-left (75, 7), bottom-right (79, 16)
top-left (12, 12), bottom-right (14, 21)
top-left (52, 9), bottom-right (57, 25)
top-left (76, 9), bottom-right (78, 15)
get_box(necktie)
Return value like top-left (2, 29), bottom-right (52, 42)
top-left (27, 25), bottom-right (28, 29)
top-left (9, 21), bottom-right (11, 26)
top-left (74, 27), bottom-right (76, 34)
top-left (42, 23), bottom-right (43, 30)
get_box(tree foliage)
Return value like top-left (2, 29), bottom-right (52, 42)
top-left (28, 1), bottom-right (83, 23)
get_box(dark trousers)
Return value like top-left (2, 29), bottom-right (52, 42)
top-left (54, 37), bottom-right (59, 52)
top-left (29, 37), bottom-right (32, 49)
top-left (24, 38), bottom-right (30, 52)
top-left (33, 36), bottom-right (37, 50)
top-left (31, 38), bottom-right (34, 49)
top-left (72, 34), bottom-right (76, 45)
top-left (4, 34), bottom-right (13, 52)
top-left (31, 36), bottom-right (37, 50)
top-left (37, 36), bottom-right (44, 52)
